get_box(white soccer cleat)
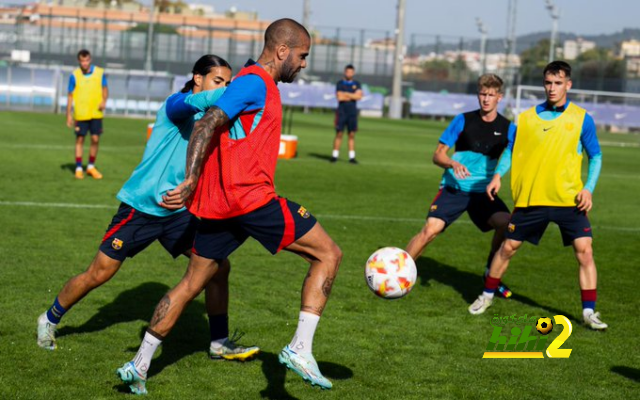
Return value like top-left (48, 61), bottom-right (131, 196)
top-left (584, 311), bottom-right (608, 331)
top-left (468, 295), bottom-right (493, 315)
top-left (37, 313), bottom-right (57, 350)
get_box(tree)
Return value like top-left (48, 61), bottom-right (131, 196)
top-left (519, 39), bottom-right (550, 81)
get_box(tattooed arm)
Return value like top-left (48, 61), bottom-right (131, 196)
top-left (160, 106), bottom-right (229, 209)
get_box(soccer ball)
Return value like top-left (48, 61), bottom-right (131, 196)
top-left (536, 317), bottom-right (553, 335)
top-left (365, 247), bottom-right (417, 299)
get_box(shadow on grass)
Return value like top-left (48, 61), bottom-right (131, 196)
top-left (415, 257), bottom-right (579, 322)
top-left (611, 366), bottom-right (640, 383)
top-left (58, 282), bottom-right (170, 337)
top-left (60, 163), bottom-right (77, 174)
top-left (259, 351), bottom-right (353, 400)
top-left (307, 152), bottom-right (334, 162)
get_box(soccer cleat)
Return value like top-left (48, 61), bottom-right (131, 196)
top-left (117, 361), bottom-right (148, 395)
top-left (209, 338), bottom-right (260, 361)
top-left (36, 313), bottom-right (57, 350)
top-left (278, 345), bottom-right (332, 390)
top-left (330, 157), bottom-right (338, 163)
top-left (349, 158), bottom-right (358, 164)
top-left (75, 169), bottom-right (84, 179)
top-left (468, 295), bottom-right (493, 315)
top-left (86, 166), bottom-right (103, 179)
top-left (583, 311), bottom-right (608, 330)
top-left (496, 283), bottom-right (513, 299)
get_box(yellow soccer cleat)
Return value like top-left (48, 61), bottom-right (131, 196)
top-left (86, 166), bottom-right (103, 179)
top-left (75, 169), bottom-right (84, 179)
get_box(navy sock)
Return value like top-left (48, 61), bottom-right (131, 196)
top-left (208, 314), bottom-right (229, 342)
top-left (46, 297), bottom-right (67, 324)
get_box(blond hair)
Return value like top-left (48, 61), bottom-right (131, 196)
top-left (477, 73), bottom-right (504, 93)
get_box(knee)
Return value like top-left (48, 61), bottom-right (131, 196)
top-left (576, 246), bottom-right (594, 263)
top-left (211, 259), bottom-right (230, 282)
top-left (500, 241), bottom-right (519, 259)
top-left (85, 262), bottom-right (116, 287)
top-left (421, 225), bottom-right (440, 243)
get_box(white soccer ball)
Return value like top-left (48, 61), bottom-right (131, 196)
top-left (365, 247), bottom-right (417, 299)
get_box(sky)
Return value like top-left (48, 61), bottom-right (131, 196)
top-left (208, 0), bottom-right (638, 40)
top-left (5, 0), bottom-right (639, 40)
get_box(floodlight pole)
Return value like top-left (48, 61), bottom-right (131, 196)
top-left (546, 0), bottom-right (560, 63)
top-left (389, 0), bottom-right (405, 119)
top-left (302, 0), bottom-right (311, 31)
top-left (476, 18), bottom-right (488, 76)
top-left (145, 0), bottom-right (155, 73)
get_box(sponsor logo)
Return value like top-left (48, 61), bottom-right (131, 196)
top-left (112, 238), bottom-right (123, 250)
top-left (494, 131), bottom-right (502, 136)
top-left (583, 227), bottom-right (592, 232)
top-left (297, 206), bottom-right (310, 219)
top-left (508, 223), bottom-right (515, 233)
top-left (483, 314), bottom-right (573, 359)
top-left (430, 205), bottom-right (438, 212)
top-left (543, 127), bottom-right (553, 132)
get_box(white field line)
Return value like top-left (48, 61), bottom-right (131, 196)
top-left (0, 200), bottom-right (638, 233)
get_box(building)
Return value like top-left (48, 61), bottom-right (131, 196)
top-left (563, 38), bottom-right (596, 60)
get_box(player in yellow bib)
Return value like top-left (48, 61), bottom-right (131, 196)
top-left (468, 61), bottom-right (607, 331)
top-left (66, 49), bottom-right (108, 180)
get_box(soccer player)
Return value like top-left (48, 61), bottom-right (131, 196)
top-left (331, 64), bottom-right (362, 163)
top-left (468, 61), bottom-right (607, 331)
top-left (66, 49), bottom-right (108, 180)
top-left (38, 55), bottom-right (260, 360)
top-left (117, 19), bottom-right (342, 394)
top-left (405, 74), bottom-right (515, 298)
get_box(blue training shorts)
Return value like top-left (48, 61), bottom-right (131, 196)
top-left (75, 119), bottom-right (103, 136)
top-left (505, 206), bottom-right (592, 246)
top-left (193, 197), bottom-right (318, 260)
top-left (100, 203), bottom-right (199, 261)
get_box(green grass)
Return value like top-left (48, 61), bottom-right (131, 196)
top-left (0, 110), bottom-right (639, 399)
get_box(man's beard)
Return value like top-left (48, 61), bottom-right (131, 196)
top-left (280, 54), bottom-right (299, 83)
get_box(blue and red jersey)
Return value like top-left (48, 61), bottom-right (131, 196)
top-left (188, 61), bottom-right (282, 219)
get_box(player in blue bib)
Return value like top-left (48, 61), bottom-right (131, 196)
top-left (37, 56), bottom-right (259, 369)
top-left (405, 74), bottom-right (516, 298)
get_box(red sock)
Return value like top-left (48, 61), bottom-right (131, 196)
top-left (484, 276), bottom-right (501, 294)
top-left (75, 157), bottom-right (82, 168)
top-left (89, 156), bottom-right (96, 165)
top-left (581, 289), bottom-right (597, 310)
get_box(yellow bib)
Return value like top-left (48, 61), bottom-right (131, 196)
top-left (72, 66), bottom-right (104, 121)
top-left (512, 103), bottom-right (586, 207)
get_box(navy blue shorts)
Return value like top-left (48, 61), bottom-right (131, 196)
top-left (99, 203), bottom-right (199, 261)
top-left (193, 198), bottom-right (318, 260)
top-left (335, 111), bottom-right (358, 133)
top-left (75, 119), bottom-right (103, 136)
top-left (427, 186), bottom-right (510, 232)
top-left (506, 206), bottom-right (592, 246)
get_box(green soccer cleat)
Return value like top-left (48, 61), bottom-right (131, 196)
top-left (468, 294), bottom-right (493, 315)
top-left (209, 338), bottom-right (260, 361)
top-left (117, 361), bottom-right (147, 395)
top-left (278, 345), bottom-right (332, 390)
top-left (37, 313), bottom-right (57, 350)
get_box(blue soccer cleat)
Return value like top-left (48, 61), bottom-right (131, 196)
top-left (116, 361), bottom-right (147, 395)
top-left (278, 345), bottom-right (332, 389)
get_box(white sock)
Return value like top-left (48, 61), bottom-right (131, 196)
top-left (75, 166), bottom-right (83, 172)
top-left (349, 150), bottom-right (356, 159)
top-left (87, 163), bottom-right (95, 169)
top-left (288, 311), bottom-right (320, 354)
top-left (210, 337), bottom-right (228, 349)
top-left (583, 308), bottom-right (594, 319)
top-left (332, 150), bottom-right (339, 158)
top-left (132, 331), bottom-right (162, 375)
top-left (482, 291), bottom-right (495, 300)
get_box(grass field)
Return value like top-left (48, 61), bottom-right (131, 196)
top-left (1, 110), bottom-right (639, 399)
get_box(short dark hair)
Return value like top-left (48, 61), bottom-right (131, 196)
top-left (77, 49), bottom-right (91, 59)
top-left (345, 64), bottom-right (355, 70)
top-left (264, 18), bottom-right (309, 49)
top-left (543, 61), bottom-right (571, 78)
top-left (181, 54), bottom-right (232, 93)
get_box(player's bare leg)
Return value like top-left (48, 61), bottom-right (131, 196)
top-left (37, 251), bottom-right (122, 350)
top-left (405, 217), bottom-right (445, 261)
top-left (86, 134), bottom-right (103, 179)
top-left (486, 211), bottom-right (512, 298)
top-left (74, 135), bottom-right (85, 178)
top-left (118, 255), bottom-right (221, 394)
top-left (573, 237), bottom-right (607, 329)
top-left (202, 258), bottom-right (260, 360)
top-left (469, 239), bottom-right (522, 315)
top-left (279, 222), bottom-right (342, 389)
top-left (331, 131), bottom-right (344, 162)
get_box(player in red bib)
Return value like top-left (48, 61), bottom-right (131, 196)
top-left (117, 19), bottom-right (342, 393)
